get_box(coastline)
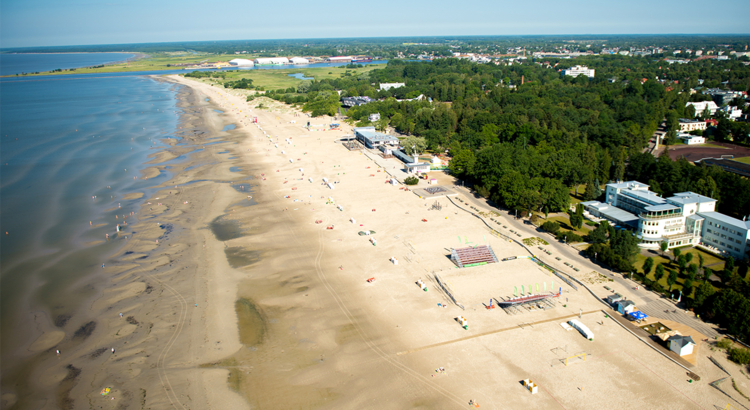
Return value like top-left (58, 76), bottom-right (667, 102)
top-left (157, 75), bottom-right (733, 410)
top-left (6, 71), bottom-right (737, 409)
top-left (5, 78), bottom-right (251, 409)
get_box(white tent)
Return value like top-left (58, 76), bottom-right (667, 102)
top-left (229, 58), bottom-right (254, 67)
top-left (289, 57), bottom-right (310, 65)
top-left (568, 319), bottom-right (594, 341)
top-left (254, 57), bottom-right (289, 65)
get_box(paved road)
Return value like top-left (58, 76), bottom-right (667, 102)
top-left (451, 186), bottom-right (721, 339)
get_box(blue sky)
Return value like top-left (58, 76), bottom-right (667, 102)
top-left (1, 0), bottom-right (749, 48)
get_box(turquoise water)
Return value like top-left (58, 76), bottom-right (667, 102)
top-left (0, 55), bottom-right (182, 368)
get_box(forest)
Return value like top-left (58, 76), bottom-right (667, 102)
top-left (289, 57), bottom-right (749, 219)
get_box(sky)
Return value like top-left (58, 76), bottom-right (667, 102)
top-left (1, 0), bottom-right (749, 48)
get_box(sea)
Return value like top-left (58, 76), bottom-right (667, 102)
top-left (0, 54), bottom-right (183, 373)
top-left (0, 53), bottom-right (387, 383)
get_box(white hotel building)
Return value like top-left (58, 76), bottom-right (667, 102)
top-left (561, 65), bottom-right (595, 79)
top-left (582, 181), bottom-right (750, 260)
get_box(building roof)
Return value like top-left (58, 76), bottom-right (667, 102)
top-left (341, 96), bottom-right (373, 107)
top-left (354, 127), bottom-right (399, 143)
top-left (254, 57), bottom-right (289, 64)
top-left (405, 163), bottom-right (431, 168)
top-left (622, 189), bottom-right (666, 206)
top-left (229, 58), bottom-right (254, 66)
top-left (581, 200), bottom-right (607, 210)
top-left (618, 300), bottom-right (635, 308)
top-left (668, 334), bottom-right (695, 347)
top-left (686, 214), bottom-right (705, 222)
top-left (668, 192), bottom-right (716, 205)
top-left (598, 207), bottom-right (639, 227)
top-left (607, 181), bottom-right (649, 190)
top-left (698, 212), bottom-right (750, 231)
top-left (678, 118), bottom-right (705, 124)
top-left (644, 204), bottom-right (679, 213)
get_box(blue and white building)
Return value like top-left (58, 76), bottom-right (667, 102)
top-left (583, 181), bottom-right (750, 260)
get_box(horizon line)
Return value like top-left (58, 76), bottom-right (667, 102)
top-left (3, 33), bottom-right (750, 51)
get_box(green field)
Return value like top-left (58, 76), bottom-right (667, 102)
top-left (732, 156), bottom-right (750, 164)
top-left (200, 65), bottom-right (382, 91)
top-left (3, 52), bottom-right (384, 80)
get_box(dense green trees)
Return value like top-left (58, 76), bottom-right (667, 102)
top-left (291, 57), bottom-right (750, 216)
top-left (302, 91), bottom-right (340, 117)
top-left (585, 225), bottom-right (639, 272)
top-left (706, 290), bottom-right (750, 342)
top-left (627, 152), bottom-right (750, 218)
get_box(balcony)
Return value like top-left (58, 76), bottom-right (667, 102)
top-left (640, 212), bottom-right (683, 221)
top-left (662, 232), bottom-right (696, 242)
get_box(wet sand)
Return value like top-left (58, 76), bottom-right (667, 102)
top-left (3, 80), bottom-right (251, 410)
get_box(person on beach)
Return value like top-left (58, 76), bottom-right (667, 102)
top-left (111, 348), bottom-right (115, 354)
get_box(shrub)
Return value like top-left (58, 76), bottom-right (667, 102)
top-left (729, 347), bottom-right (750, 365)
top-left (541, 221), bottom-right (560, 233)
top-left (556, 230), bottom-right (583, 243)
top-left (717, 338), bottom-right (733, 350)
top-left (404, 176), bottom-right (419, 185)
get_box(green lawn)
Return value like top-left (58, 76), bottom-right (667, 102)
top-left (732, 156), bottom-right (750, 165)
top-left (634, 247), bottom-right (725, 274)
top-left (568, 184), bottom-right (586, 204)
top-left (633, 247), bottom-right (725, 298)
top-left (210, 65), bottom-right (382, 90)
top-left (546, 215), bottom-right (591, 238)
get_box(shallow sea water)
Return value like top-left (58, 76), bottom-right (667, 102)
top-left (0, 65), bottom-right (181, 367)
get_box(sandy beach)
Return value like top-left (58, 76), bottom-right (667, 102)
top-left (9, 73), bottom-right (749, 410)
